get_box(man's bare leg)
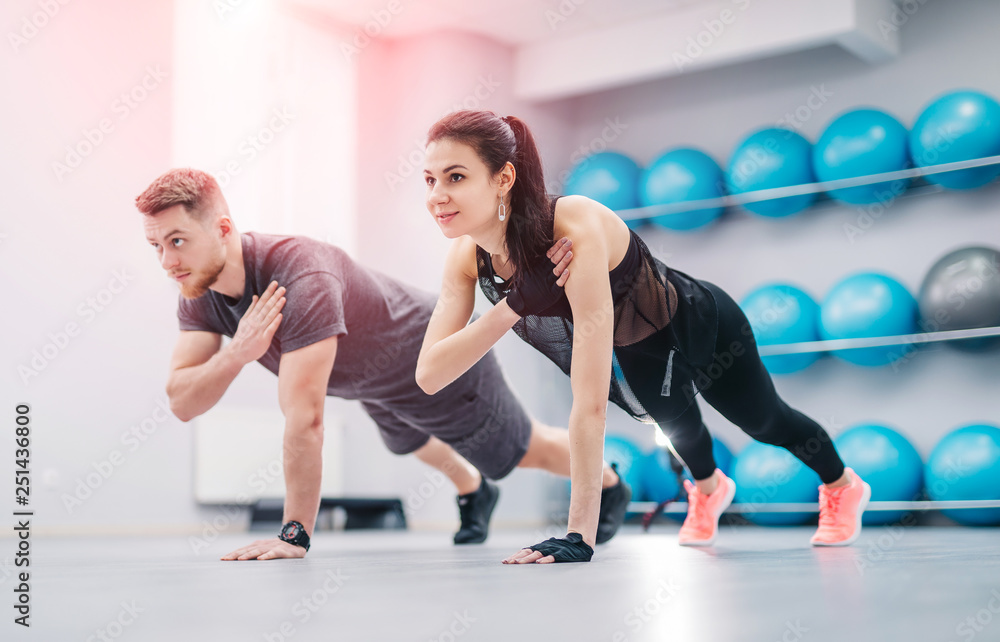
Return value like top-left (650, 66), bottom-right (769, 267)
top-left (517, 419), bottom-right (620, 489)
top-left (411, 421), bottom-right (629, 546)
top-left (516, 418), bottom-right (632, 547)
top-left (413, 436), bottom-right (497, 544)
top-left (413, 436), bottom-right (482, 495)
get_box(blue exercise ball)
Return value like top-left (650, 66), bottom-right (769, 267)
top-left (602, 434), bottom-right (646, 494)
top-left (833, 423), bottom-right (923, 525)
top-left (813, 108), bottom-right (911, 204)
top-left (820, 272), bottom-right (918, 367)
top-left (565, 151), bottom-right (642, 216)
top-left (926, 424), bottom-right (1000, 525)
top-left (725, 128), bottom-right (817, 217)
top-left (640, 449), bottom-right (682, 504)
top-left (640, 148), bottom-right (725, 231)
top-left (740, 283), bottom-right (822, 375)
top-left (733, 441), bottom-right (820, 525)
top-left (910, 90), bottom-right (1000, 189)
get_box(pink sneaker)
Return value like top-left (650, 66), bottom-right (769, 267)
top-left (678, 470), bottom-right (736, 546)
top-left (811, 468), bottom-right (871, 546)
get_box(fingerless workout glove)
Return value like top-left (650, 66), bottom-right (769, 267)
top-left (527, 532), bottom-right (594, 563)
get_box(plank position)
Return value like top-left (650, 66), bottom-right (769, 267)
top-left (416, 111), bottom-right (871, 563)
top-left (135, 168), bottom-right (632, 560)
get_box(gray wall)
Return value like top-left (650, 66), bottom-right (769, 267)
top-left (350, 0), bottom-right (1000, 525)
top-left (562, 0), bottom-right (1000, 457)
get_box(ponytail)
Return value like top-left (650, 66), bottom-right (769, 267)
top-left (502, 116), bottom-right (553, 287)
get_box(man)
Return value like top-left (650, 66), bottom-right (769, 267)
top-left (135, 168), bottom-right (631, 560)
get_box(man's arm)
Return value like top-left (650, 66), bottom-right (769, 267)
top-left (165, 331), bottom-right (236, 422)
top-left (277, 335), bottom-right (339, 538)
top-left (167, 281), bottom-right (285, 421)
top-left (221, 335), bottom-right (338, 561)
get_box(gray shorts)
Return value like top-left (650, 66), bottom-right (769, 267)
top-left (361, 351), bottom-right (532, 480)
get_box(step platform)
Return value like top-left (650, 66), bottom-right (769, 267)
top-left (250, 497), bottom-right (407, 531)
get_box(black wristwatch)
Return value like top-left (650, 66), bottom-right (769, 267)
top-left (278, 520), bottom-right (311, 552)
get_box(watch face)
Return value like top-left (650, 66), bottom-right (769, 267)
top-left (282, 523), bottom-right (301, 538)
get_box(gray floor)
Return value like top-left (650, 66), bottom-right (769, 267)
top-left (12, 524), bottom-right (1000, 641)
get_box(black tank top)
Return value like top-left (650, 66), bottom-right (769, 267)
top-left (474, 197), bottom-right (720, 424)
top-left (481, 223), bottom-right (643, 321)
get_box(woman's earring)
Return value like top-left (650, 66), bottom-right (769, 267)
top-left (498, 201), bottom-right (507, 222)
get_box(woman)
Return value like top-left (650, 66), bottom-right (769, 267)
top-left (415, 110), bottom-right (871, 563)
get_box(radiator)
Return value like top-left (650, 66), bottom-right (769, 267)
top-left (194, 404), bottom-right (343, 504)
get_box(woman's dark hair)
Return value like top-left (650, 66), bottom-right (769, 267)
top-left (427, 110), bottom-right (551, 285)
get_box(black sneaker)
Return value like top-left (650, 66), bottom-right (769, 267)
top-left (453, 477), bottom-right (500, 544)
top-left (596, 463), bottom-right (632, 544)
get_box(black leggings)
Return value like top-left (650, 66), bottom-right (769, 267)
top-left (618, 280), bottom-right (845, 485)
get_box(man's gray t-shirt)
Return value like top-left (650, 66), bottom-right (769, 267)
top-left (177, 232), bottom-right (437, 402)
top-left (176, 231), bottom-right (534, 478)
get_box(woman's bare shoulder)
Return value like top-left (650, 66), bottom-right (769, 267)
top-left (552, 195), bottom-right (630, 265)
top-left (444, 235), bottom-right (481, 282)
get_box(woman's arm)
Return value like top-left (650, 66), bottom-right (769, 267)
top-left (416, 237), bottom-right (520, 395)
top-left (417, 235), bottom-right (574, 394)
top-left (558, 200), bottom-right (616, 550)
top-left (503, 197), bottom-right (618, 565)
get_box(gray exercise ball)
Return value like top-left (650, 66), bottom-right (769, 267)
top-left (918, 246), bottom-right (1000, 352)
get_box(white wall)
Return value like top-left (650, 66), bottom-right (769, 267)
top-left (171, 0), bottom-right (359, 511)
top-left (0, 0), bottom-right (360, 536)
top-left (1, 0), bottom-right (193, 534)
top-left (172, 0), bottom-right (358, 248)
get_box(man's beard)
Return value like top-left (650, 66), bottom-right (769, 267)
top-left (178, 254), bottom-right (226, 299)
